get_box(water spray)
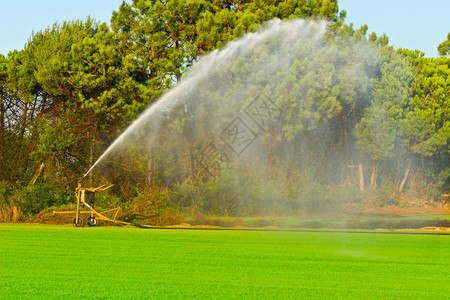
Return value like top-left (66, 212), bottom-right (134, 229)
top-left (65, 18), bottom-right (381, 223)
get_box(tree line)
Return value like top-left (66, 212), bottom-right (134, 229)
top-left (0, 0), bottom-right (448, 222)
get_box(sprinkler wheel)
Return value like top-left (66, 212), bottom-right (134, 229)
top-left (87, 216), bottom-right (97, 227)
top-left (72, 217), bottom-right (84, 227)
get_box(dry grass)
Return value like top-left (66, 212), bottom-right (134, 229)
top-left (0, 205), bottom-right (24, 222)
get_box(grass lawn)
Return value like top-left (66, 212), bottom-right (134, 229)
top-left (0, 224), bottom-right (449, 298)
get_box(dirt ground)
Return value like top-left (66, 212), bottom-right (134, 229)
top-left (33, 211), bottom-right (93, 225)
top-left (346, 203), bottom-right (449, 215)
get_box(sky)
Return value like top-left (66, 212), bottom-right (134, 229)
top-left (0, 0), bottom-right (123, 56)
top-left (0, 0), bottom-right (449, 57)
top-left (339, 0), bottom-right (450, 57)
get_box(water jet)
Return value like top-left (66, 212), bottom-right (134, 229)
top-left (86, 18), bottom-right (379, 216)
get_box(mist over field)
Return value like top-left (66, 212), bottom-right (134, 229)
top-left (90, 19), bottom-right (389, 216)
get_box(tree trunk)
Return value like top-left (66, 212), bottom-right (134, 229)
top-left (0, 96), bottom-right (4, 156)
top-left (146, 148), bottom-right (153, 187)
top-left (344, 129), bottom-right (352, 187)
top-left (358, 162), bottom-right (364, 191)
top-left (0, 97), bottom-right (4, 135)
top-left (28, 95), bottom-right (38, 125)
top-left (88, 126), bottom-right (97, 188)
top-left (398, 161), bottom-right (411, 192)
top-left (369, 164), bottom-right (377, 189)
top-left (20, 102), bottom-right (28, 140)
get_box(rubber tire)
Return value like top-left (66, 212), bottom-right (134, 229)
top-left (87, 216), bottom-right (97, 227)
top-left (72, 217), bottom-right (84, 227)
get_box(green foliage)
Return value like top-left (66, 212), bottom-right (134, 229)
top-left (355, 107), bottom-right (397, 161)
top-left (438, 32), bottom-right (450, 56)
top-left (355, 49), bottom-right (414, 162)
top-left (112, 0), bottom-right (342, 76)
top-left (170, 169), bottom-right (291, 216)
top-left (92, 188), bottom-right (123, 211)
top-left (195, 0), bottom-right (342, 52)
top-left (20, 18), bottom-right (148, 121)
top-left (32, 118), bottom-right (74, 161)
top-left (125, 186), bottom-right (181, 225)
top-left (435, 167), bottom-right (450, 198)
top-left (17, 183), bottom-right (74, 216)
top-left (402, 55), bottom-right (450, 157)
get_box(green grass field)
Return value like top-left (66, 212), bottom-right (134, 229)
top-left (1, 224), bottom-right (449, 299)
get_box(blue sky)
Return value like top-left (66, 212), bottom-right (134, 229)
top-left (339, 0), bottom-right (450, 57)
top-left (0, 0), bottom-right (123, 55)
top-left (0, 0), bottom-right (449, 57)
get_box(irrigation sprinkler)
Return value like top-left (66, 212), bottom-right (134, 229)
top-left (53, 183), bottom-right (130, 227)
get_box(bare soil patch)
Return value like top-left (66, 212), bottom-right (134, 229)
top-left (348, 204), bottom-right (449, 215)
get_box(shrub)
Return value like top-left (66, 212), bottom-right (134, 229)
top-left (17, 183), bottom-right (54, 216)
top-left (122, 186), bottom-right (177, 225)
top-left (16, 183), bottom-right (74, 217)
top-left (93, 189), bottom-right (123, 211)
top-left (169, 171), bottom-right (293, 216)
top-left (53, 190), bottom-right (75, 207)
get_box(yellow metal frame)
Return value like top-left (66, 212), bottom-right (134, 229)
top-left (54, 184), bottom-right (130, 227)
